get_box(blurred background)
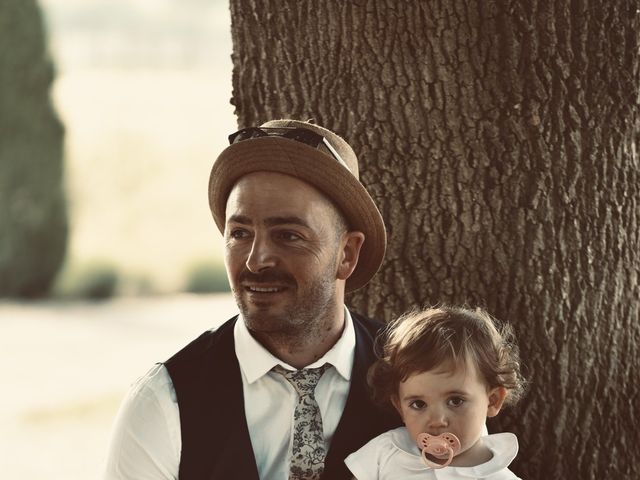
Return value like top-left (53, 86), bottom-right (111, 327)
top-left (0, 0), bottom-right (238, 477)
top-left (47, 0), bottom-right (235, 295)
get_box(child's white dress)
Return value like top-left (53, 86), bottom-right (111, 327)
top-left (345, 426), bottom-right (521, 480)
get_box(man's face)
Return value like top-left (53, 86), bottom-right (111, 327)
top-left (224, 172), bottom-right (347, 338)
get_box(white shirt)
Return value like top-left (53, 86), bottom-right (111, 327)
top-left (345, 427), bottom-right (521, 480)
top-left (102, 307), bottom-right (356, 480)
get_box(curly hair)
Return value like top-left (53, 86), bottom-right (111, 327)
top-left (368, 306), bottom-right (526, 410)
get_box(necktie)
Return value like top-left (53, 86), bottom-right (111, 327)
top-left (273, 364), bottom-right (330, 480)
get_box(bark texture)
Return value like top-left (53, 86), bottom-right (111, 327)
top-left (229, 1), bottom-right (640, 477)
top-left (0, 0), bottom-right (67, 296)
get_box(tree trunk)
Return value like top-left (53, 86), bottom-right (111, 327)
top-left (0, 0), bottom-right (67, 297)
top-left (229, 1), bottom-right (640, 477)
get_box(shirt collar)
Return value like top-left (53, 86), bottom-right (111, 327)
top-left (389, 427), bottom-right (519, 478)
top-left (234, 306), bottom-right (355, 384)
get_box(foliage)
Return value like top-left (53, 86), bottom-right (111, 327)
top-left (53, 260), bottom-right (120, 300)
top-left (0, 0), bottom-right (67, 297)
top-left (185, 260), bottom-right (230, 294)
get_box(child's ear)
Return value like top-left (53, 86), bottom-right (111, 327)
top-left (487, 387), bottom-right (507, 417)
top-left (390, 395), bottom-right (404, 421)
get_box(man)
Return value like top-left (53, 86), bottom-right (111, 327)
top-left (102, 119), bottom-right (400, 480)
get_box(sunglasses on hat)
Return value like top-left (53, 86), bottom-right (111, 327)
top-left (228, 126), bottom-right (348, 169)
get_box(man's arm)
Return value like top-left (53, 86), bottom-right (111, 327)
top-left (101, 364), bottom-right (180, 480)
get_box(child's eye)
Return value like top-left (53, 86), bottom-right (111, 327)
top-left (447, 397), bottom-right (465, 407)
top-left (408, 400), bottom-right (426, 410)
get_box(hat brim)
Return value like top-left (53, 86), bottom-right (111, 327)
top-left (208, 136), bottom-right (386, 292)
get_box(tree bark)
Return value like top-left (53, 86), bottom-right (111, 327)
top-left (0, 0), bottom-right (67, 297)
top-left (229, 1), bottom-right (640, 477)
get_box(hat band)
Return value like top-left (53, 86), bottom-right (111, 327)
top-left (228, 126), bottom-right (349, 170)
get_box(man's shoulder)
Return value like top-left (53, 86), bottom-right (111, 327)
top-left (164, 315), bottom-right (238, 373)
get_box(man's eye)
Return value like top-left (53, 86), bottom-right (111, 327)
top-left (409, 400), bottom-right (426, 410)
top-left (228, 228), bottom-right (249, 239)
top-left (277, 231), bottom-right (302, 241)
top-left (447, 397), bottom-right (465, 407)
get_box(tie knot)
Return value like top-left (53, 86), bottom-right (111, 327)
top-left (273, 364), bottom-right (330, 397)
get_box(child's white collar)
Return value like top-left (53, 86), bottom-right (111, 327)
top-left (389, 426), bottom-right (519, 478)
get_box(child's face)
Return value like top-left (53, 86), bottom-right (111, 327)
top-left (392, 359), bottom-right (506, 467)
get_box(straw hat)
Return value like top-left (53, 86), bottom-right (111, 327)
top-left (208, 119), bottom-right (386, 292)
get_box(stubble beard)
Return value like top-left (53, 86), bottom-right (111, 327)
top-left (234, 265), bottom-right (340, 348)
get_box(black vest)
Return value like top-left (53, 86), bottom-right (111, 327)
top-left (164, 312), bottom-right (400, 480)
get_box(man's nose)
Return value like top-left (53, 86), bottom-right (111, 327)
top-left (245, 236), bottom-right (277, 272)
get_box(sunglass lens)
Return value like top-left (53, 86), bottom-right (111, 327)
top-left (228, 127), bottom-right (266, 144)
top-left (282, 128), bottom-right (322, 147)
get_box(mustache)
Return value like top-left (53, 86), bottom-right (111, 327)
top-left (238, 268), bottom-right (296, 286)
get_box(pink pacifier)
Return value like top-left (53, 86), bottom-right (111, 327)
top-left (416, 432), bottom-right (461, 469)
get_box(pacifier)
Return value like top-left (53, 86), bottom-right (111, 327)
top-left (416, 432), bottom-right (461, 469)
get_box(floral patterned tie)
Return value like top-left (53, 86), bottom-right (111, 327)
top-left (273, 364), bottom-right (330, 480)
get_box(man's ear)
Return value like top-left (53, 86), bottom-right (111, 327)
top-left (487, 387), bottom-right (508, 418)
top-left (336, 231), bottom-right (365, 280)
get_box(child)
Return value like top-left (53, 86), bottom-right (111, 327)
top-left (345, 306), bottom-right (526, 479)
